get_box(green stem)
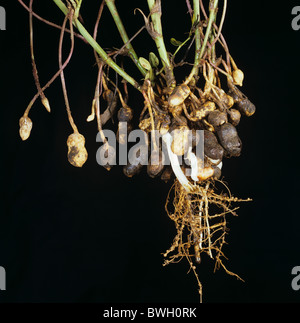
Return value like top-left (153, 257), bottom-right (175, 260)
top-left (74, 0), bottom-right (82, 20)
top-left (192, 0), bottom-right (201, 78)
top-left (147, 0), bottom-right (175, 88)
top-left (105, 0), bottom-right (146, 76)
top-left (172, 35), bottom-right (191, 59)
top-left (199, 0), bottom-right (218, 59)
top-left (52, 0), bottom-right (140, 90)
top-left (185, 0), bottom-right (218, 85)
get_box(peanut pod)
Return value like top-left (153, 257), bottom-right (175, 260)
top-left (204, 130), bottom-right (224, 160)
top-left (216, 123), bottom-right (242, 157)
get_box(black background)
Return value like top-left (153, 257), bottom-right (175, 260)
top-left (0, 0), bottom-right (300, 304)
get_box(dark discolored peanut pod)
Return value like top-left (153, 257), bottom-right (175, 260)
top-left (207, 110), bottom-right (228, 128)
top-left (236, 98), bottom-right (256, 117)
top-left (102, 89), bottom-right (114, 102)
top-left (123, 163), bottom-right (143, 177)
top-left (147, 148), bottom-right (165, 178)
top-left (217, 123), bottom-right (242, 157)
top-left (204, 130), bottom-right (224, 160)
top-left (212, 165), bottom-right (222, 179)
top-left (170, 115), bottom-right (188, 129)
top-left (227, 108), bottom-right (241, 126)
top-left (124, 145), bottom-right (148, 177)
top-left (102, 89), bottom-right (118, 112)
top-left (227, 89), bottom-right (240, 103)
top-left (117, 104), bottom-right (133, 122)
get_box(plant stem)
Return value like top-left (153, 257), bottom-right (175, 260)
top-left (199, 0), bottom-right (218, 59)
top-left (210, 33), bottom-right (216, 63)
top-left (18, 0), bottom-right (86, 41)
top-left (105, 0), bottom-right (146, 76)
top-left (147, 0), bottom-right (175, 88)
top-left (52, 0), bottom-right (140, 90)
top-left (191, 0), bottom-right (201, 79)
top-left (24, 10), bottom-right (77, 118)
top-left (185, 0), bottom-right (218, 85)
top-left (29, 0), bottom-right (47, 104)
top-left (211, 0), bottom-right (227, 47)
top-left (59, 10), bottom-right (78, 133)
top-left (74, 0), bottom-right (82, 20)
top-left (185, 0), bottom-right (193, 18)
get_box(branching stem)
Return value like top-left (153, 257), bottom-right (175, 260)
top-left (185, 0), bottom-right (219, 85)
top-left (105, 0), bottom-right (147, 76)
top-left (52, 0), bottom-right (141, 90)
top-left (147, 0), bottom-right (175, 88)
top-left (29, 0), bottom-right (50, 113)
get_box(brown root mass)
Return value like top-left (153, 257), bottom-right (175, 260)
top-left (164, 178), bottom-right (251, 302)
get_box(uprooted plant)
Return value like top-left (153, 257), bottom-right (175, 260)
top-left (18, 0), bottom-right (255, 302)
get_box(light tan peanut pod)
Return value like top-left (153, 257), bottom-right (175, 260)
top-left (19, 116), bottom-right (33, 141)
top-left (171, 125), bottom-right (191, 156)
top-left (232, 69), bottom-right (244, 87)
top-left (67, 133), bottom-right (88, 167)
top-left (168, 84), bottom-right (190, 108)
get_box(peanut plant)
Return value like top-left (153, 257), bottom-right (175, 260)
top-left (18, 0), bottom-right (255, 302)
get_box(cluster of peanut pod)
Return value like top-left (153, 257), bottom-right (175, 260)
top-left (117, 62), bottom-right (255, 185)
